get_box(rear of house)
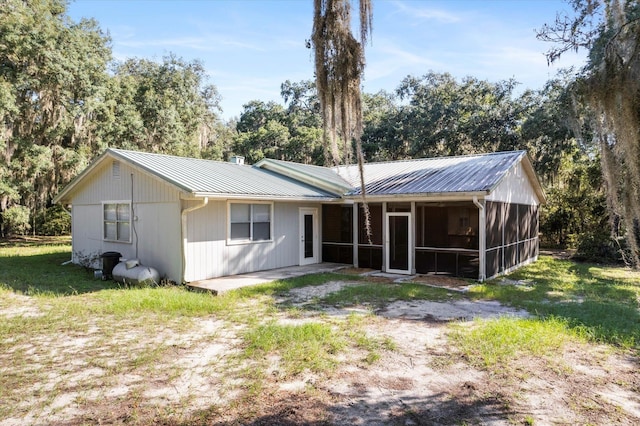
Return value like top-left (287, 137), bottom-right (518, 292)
top-left (54, 149), bottom-right (336, 283)
top-left (261, 150), bottom-right (544, 281)
top-left (55, 149), bottom-right (544, 283)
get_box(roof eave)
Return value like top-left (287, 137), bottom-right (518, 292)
top-left (191, 192), bottom-right (340, 202)
top-left (344, 190), bottom-right (490, 201)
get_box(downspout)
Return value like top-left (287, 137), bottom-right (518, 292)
top-left (473, 196), bottom-right (486, 282)
top-left (181, 197), bottom-right (209, 283)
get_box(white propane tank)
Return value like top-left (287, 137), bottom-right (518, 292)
top-left (112, 259), bottom-right (160, 286)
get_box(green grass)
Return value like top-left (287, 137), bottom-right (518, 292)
top-left (449, 316), bottom-right (583, 369)
top-left (0, 244), bottom-right (394, 416)
top-left (243, 321), bottom-right (346, 375)
top-left (242, 314), bottom-right (396, 376)
top-left (0, 244), bottom-right (120, 295)
top-left (468, 255), bottom-right (640, 348)
top-left (2, 242), bottom-right (640, 420)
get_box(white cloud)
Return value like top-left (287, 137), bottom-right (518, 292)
top-left (391, 0), bottom-right (462, 23)
top-left (365, 38), bottom-right (444, 82)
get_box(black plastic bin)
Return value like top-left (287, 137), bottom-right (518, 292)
top-left (101, 251), bottom-right (122, 279)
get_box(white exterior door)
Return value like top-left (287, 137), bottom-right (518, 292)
top-left (385, 212), bottom-right (412, 274)
top-left (299, 208), bottom-right (319, 265)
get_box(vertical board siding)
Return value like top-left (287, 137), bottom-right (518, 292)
top-left (72, 161), bottom-right (180, 205)
top-left (69, 160), bottom-right (183, 281)
top-left (487, 162), bottom-right (540, 205)
top-left (70, 202), bottom-right (182, 281)
top-left (184, 200), bottom-right (322, 282)
top-left (71, 204), bottom-right (103, 268)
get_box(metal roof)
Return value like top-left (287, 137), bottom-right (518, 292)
top-left (112, 149), bottom-right (339, 199)
top-left (334, 151), bottom-right (529, 197)
top-left (55, 148), bottom-right (543, 204)
top-left (55, 149), bottom-right (337, 202)
top-left (255, 158), bottom-right (352, 194)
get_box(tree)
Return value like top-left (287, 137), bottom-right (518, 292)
top-left (538, 0), bottom-right (640, 266)
top-left (540, 150), bottom-right (611, 262)
top-left (518, 70), bottom-right (582, 185)
top-left (0, 0), bottom-right (111, 232)
top-left (361, 90), bottom-right (406, 161)
top-left (0, 1), bottom-right (226, 235)
top-left (100, 55), bottom-right (222, 157)
top-left (392, 72), bottom-right (522, 158)
top-left (233, 93), bottom-right (324, 165)
top-left (312, 0), bottom-right (372, 238)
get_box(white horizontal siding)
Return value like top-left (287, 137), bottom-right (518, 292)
top-left (184, 200), bottom-right (322, 282)
top-left (486, 162), bottom-right (540, 205)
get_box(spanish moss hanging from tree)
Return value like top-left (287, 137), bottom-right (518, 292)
top-left (538, 0), bottom-right (640, 266)
top-left (311, 0), bottom-right (373, 238)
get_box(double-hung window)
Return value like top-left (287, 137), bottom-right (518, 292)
top-left (103, 202), bottom-right (131, 242)
top-left (229, 202), bottom-right (272, 243)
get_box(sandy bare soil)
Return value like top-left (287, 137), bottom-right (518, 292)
top-left (1, 278), bottom-right (639, 425)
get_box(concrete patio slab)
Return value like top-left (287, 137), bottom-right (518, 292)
top-left (186, 263), bottom-right (348, 294)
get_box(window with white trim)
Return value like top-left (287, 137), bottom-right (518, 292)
top-left (229, 202), bottom-right (272, 242)
top-left (103, 202), bottom-right (131, 242)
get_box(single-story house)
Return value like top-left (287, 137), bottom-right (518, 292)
top-left (53, 148), bottom-right (545, 283)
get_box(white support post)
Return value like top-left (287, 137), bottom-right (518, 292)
top-left (410, 201), bottom-right (416, 274)
top-left (352, 203), bottom-right (358, 267)
top-left (381, 201), bottom-right (387, 272)
top-left (473, 196), bottom-right (486, 282)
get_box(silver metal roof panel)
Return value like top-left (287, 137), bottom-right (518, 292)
top-left (335, 151), bottom-right (526, 196)
top-left (109, 149), bottom-right (336, 199)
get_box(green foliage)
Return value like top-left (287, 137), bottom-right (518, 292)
top-left (234, 89), bottom-right (324, 165)
top-left (518, 71), bottom-right (582, 184)
top-left (34, 205), bottom-right (71, 236)
top-left (380, 72), bottom-right (522, 158)
top-left (100, 55), bottom-right (222, 157)
top-left (1, 205), bottom-right (31, 236)
top-left (0, 1), bottom-right (230, 225)
top-left (0, 0), bottom-right (111, 217)
top-left (539, 151), bottom-right (611, 258)
top-left (538, 0), bottom-right (640, 266)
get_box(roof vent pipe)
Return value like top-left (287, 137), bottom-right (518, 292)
top-left (230, 156), bottom-right (245, 165)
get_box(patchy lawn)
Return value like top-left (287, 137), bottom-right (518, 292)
top-left (1, 244), bottom-right (639, 425)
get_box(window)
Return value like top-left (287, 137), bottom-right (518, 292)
top-left (103, 202), bottom-right (131, 242)
top-left (229, 202), bottom-right (272, 243)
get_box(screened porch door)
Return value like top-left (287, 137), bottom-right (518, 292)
top-left (385, 213), bottom-right (412, 274)
top-left (299, 208), bottom-right (318, 265)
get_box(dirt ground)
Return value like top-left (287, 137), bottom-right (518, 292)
top-left (2, 277), bottom-right (639, 425)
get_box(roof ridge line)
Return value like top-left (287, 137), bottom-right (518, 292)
top-left (108, 148), bottom-right (249, 166)
top-left (334, 150), bottom-right (526, 168)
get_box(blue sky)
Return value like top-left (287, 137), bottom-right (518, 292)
top-left (67, 0), bottom-right (586, 120)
